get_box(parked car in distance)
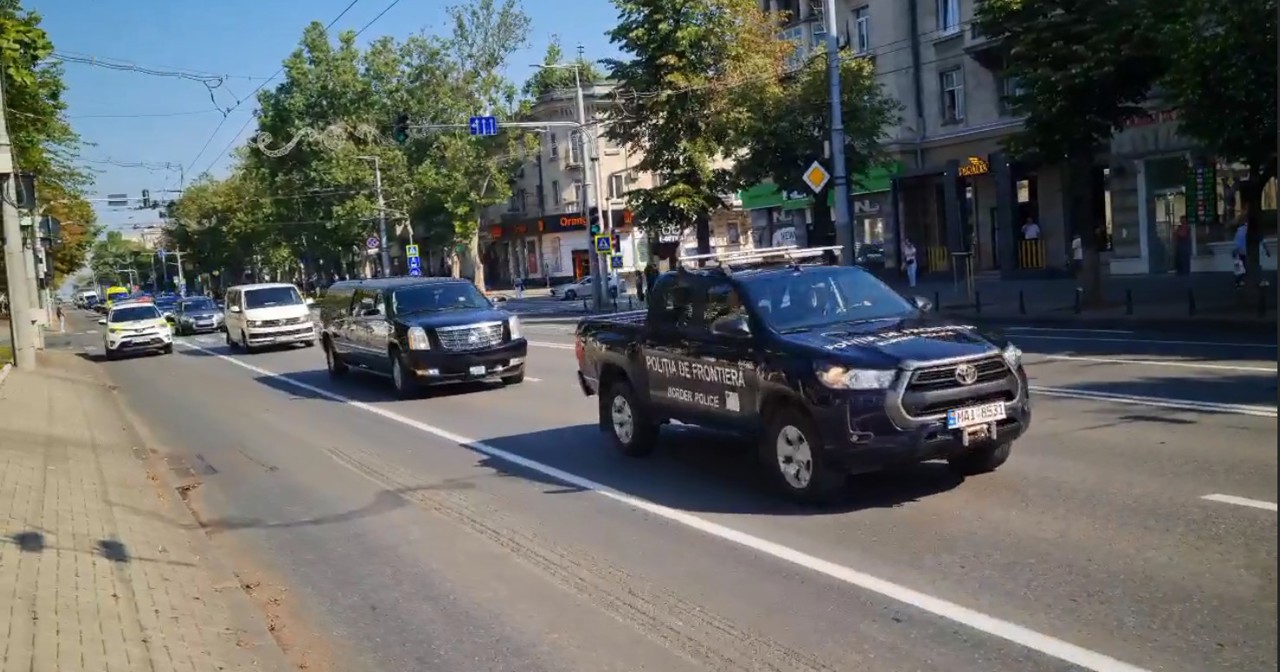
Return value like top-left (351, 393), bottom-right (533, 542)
top-left (551, 275), bottom-right (619, 301)
top-left (317, 277), bottom-right (527, 398)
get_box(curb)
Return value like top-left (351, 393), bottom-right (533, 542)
top-left (87, 358), bottom-right (294, 672)
top-left (940, 310), bottom-right (1278, 335)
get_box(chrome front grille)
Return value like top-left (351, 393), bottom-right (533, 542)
top-left (435, 322), bottom-right (504, 351)
top-left (908, 356), bottom-right (1008, 391)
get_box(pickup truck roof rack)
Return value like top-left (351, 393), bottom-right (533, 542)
top-left (678, 245), bottom-right (843, 275)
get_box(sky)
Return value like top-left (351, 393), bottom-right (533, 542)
top-left (27, 0), bottom-right (624, 238)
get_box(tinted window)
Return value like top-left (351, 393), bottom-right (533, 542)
top-left (704, 282), bottom-right (746, 325)
top-left (351, 289), bottom-right (384, 316)
top-left (109, 305), bottom-right (161, 323)
top-left (243, 286), bottom-right (303, 309)
top-left (650, 276), bottom-right (697, 329)
top-left (179, 299), bottom-right (216, 312)
top-left (741, 267), bottom-right (913, 331)
top-left (391, 284), bottom-right (489, 315)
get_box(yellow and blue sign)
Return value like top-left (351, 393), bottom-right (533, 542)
top-left (610, 254), bottom-right (623, 269)
top-left (594, 234), bottom-right (612, 253)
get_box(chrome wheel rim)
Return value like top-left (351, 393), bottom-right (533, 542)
top-left (610, 394), bottom-right (634, 444)
top-left (776, 425), bottom-right (813, 489)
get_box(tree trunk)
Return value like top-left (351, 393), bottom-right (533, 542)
top-left (1068, 151), bottom-right (1104, 307)
top-left (466, 221), bottom-right (481, 288)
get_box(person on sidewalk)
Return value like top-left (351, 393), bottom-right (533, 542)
top-left (56, 304), bottom-right (65, 333)
top-left (1174, 216), bottom-right (1192, 276)
top-left (1071, 233), bottom-right (1084, 277)
top-left (1021, 217), bottom-right (1041, 240)
top-left (901, 238), bottom-right (918, 288)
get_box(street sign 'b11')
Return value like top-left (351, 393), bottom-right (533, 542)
top-left (588, 206), bottom-right (601, 236)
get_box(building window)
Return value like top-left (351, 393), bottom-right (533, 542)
top-left (809, 19), bottom-right (826, 53)
top-left (940, 68), bottom-right (965, 123)
top-left (551, 180), bottom-right (561, 206)
top-left (937, 0), bottom-right (960, 34)
top-left (508, 192), bottom-right (520, 212)
top-left (852, 6), bottom-right (870, 54)
top-left (549, 132), bottom-right (559, 158)
top-left (780, 24), bottom-right (806, 71)
top-left (608, 173), bottom-right (625, 200)
top-left (998, 74), bottom-right (1024, 116)
top-left (570, 180), bottom-right (583, 206)
top-left (568, 131), bottom-right (582, 164)
top-left (517, 188), bottom-right (527, 212)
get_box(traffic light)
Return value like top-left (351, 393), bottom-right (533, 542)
top-left (141, 189), bottom-right (151, 208)
top-left (392, 113), bottom-right (410, 144)
top-left (588, 206), bottom-right (601, 236)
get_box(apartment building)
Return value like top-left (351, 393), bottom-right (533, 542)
top-left (476, 83), bottom-right (652, 286)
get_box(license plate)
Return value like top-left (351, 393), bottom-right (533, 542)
top-left (946, 402), bottom-right (1006, 429)
top-left (469, 365), bottom-right (486, 376)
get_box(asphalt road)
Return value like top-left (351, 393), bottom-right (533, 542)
top-left (62, 312), bottom-right (1277, 672)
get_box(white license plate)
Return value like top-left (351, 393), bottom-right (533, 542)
top-left (469, 365), bottom-right (486, 376)
top-left (946, 402), bottom-right (1007, 429)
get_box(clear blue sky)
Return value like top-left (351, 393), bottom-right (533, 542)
top-left (28, 0), bottom-right (623, 237)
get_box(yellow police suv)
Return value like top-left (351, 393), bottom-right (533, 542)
top-left (98, 301), bottom-right (174, 360)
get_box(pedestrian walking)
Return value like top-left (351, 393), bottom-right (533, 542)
top-left (901, 239), bottom-right (918, 288)
top-left (56, 304), bottom-right (65, 333)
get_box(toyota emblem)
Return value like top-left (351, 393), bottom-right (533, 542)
top-left (954, 363), bottom-right (978, 385)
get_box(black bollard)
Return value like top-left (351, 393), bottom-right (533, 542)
top-left (628, 296), bottom-right (634, 311)
top-left (1018, 290), bottom-right (1026, 315)
top-left (1258, 287), bottom-right (1266, 317)
top-left (1187, 289), bottom-right (1196, 316)
top-left (974, 291), bottom-right (982, 314)
top-left (934, 291), bottom-right (941, 311)
top-left (1125, 289), bottom-right (1133, 315)
top-left (1074, 287), bottom-right (1083, 314)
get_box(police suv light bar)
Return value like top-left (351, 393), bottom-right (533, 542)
top-left (678, 245), bottom-right (842, 269)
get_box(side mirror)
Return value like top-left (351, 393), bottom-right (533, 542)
top-left (710, 314), bottom-right (750, 338)
top-left (305, 297), bottom-right (315, 306)
top-left (228, 305), bottom-right (242, 313)
top-left (97, 318), bottom-right (107, 325)
top-left (493, 296), bottom-right (508, 303)
top-left (912, 295), bottom-right (933, 312)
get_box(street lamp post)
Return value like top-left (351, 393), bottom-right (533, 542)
top-left (822, 0), bottom-right (854, 265)
top-left (532, 61), bottom-right (606, 308)
top-left (357, 155), bottom-right (391, 276)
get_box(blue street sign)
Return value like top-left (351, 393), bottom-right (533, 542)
top-left (594, 234), bottom-right (612, 253)
top-left (468, 116), bottom-right (499, 136)
top-left (366, 236), bottom-right (380, 249)
top-left (611, 254), bottom-right (623, 269)
top-left (408, 267), bottom-right (422, 277)
top-left (408, 256), bottom-right (422, 271)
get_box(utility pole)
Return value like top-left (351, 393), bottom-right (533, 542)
top-left (823, 0), bottom-right (854, 265)
top-left (0, 70), bottom-right (38, 368)
top-left (358, 156), bottom-right (390, 276)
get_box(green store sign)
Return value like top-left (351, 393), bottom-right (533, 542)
top-left (738, 162), bottom-right (901, 211)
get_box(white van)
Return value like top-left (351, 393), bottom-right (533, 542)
top-left (222, 283), bottom-right (316, 352)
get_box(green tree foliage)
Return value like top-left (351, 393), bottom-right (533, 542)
top-left (523, 35), bottom-right (602, 99)
top-left (169, 0), bottom-right (531, 290)
top-left (0, 0), bottom-right (97, 287)
top-left (734, 53), bottom-right (899, 245)
top-left (1159, 0), bottom-right (1277, 285)
top-left (974, 0), bottom-right (1167, 303)
top-left (603, 0), bottom-right (791, 255)
top-left (87, 230), bottom-right (148, 286)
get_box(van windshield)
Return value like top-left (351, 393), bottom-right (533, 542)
top-left (244, 286), bottom-right (304, 309)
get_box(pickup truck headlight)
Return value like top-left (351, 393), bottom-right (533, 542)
top-left (407, 326), bottom-right (430, 350)
top-left (814, 363), bottom-right (897, 390)
top-left (507, 315), bottom-right (521, 340)
top-left (1002, 343), bottom-right (1023, 368)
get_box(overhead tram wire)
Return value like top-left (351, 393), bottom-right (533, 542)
top-left (184, 0), bottom-right (368, 177)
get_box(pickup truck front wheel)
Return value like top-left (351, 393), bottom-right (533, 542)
top-left (602, 379), bottom-right (657, 457)
top-left (762, 407), bottom-right (843, 504)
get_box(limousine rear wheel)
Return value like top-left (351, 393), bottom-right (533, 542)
top-left (325, 339), bottom-right (348, 377)
top-left (391, 353), bottom-right (418, 399)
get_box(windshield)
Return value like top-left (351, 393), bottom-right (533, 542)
top-left (392, 283), bottom-right (490, 315)
top-left (109, 305), bottom-right (161, 323)
top-left (742, 267), bottom-right (914, 331)
top-left (180, 299), bottom-right (216, 312)
top-left (155, 298), bottom-right (177, 308)
top-left (243, 286), bottom-right (304, 309)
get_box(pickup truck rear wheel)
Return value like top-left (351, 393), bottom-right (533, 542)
top-left (762, 407), bottom-right (843, 504)
top-left (947, 441), bottom-right (1011, 476)
top-left (603, 379), bottom-right (656, 457)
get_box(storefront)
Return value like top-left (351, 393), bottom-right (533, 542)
top-left (480, 209), bottom-right (634, 285)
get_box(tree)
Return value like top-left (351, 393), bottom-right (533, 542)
top-left (0, 0), bottom-right (96, 286)
top-left (88, 231), bottom-right (147, 286)
top-left (523, 35), bottom-right (602, 99)
top-left (1160, 0), bottom-right (1277, 290)
top-left (604, 0), bottom-right (791, 257)
top-left (734, 53), bottom-right (899, 247)
top-left (975, 0), bottom-right (1167, 304)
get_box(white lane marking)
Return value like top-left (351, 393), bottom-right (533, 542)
top-left (85, 329), bottom-right (99, 334)
top-left (1036, 354), bottom-right (1276, 373)
top-left (528, 340), bottom-right (574, 350)
top-left (1012, 334), bottom-right (1276, 348)
top-left (1200, 494), bottom-right (1279, 512)
top-left (526, 376), bottom-right (543, 382)
top-left (1006, 327), bottom-right (1133, 334)
top-left (1029, 385), bottom-right (1277, 418)
top-left (178, 341), bottom-right (1150, 672)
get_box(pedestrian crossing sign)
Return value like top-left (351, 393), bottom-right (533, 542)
top-left (405, 244), bottom-right (419, 258)
top-left (610, 254), bottom-right (623, 269)
top-left (594, 234), bottom-right (612, 253)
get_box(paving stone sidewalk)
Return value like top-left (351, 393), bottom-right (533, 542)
top-left (0, 351), bottom-right (287, 672)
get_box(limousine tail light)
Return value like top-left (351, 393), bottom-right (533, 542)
top-left (407, 326), bottom-right (431, 350)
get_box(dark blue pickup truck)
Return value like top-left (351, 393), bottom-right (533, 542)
top-left (573, 248), bottom-right (1030, 503)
